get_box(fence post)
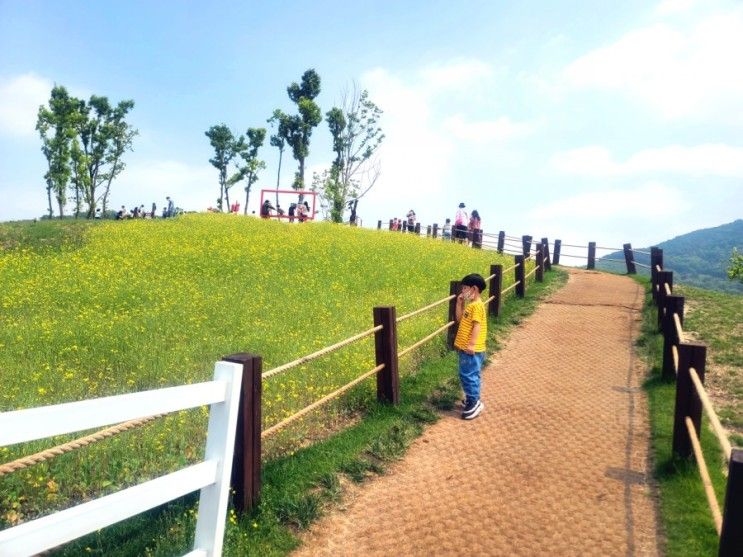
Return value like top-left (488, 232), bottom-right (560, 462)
top-left (223, 352), bottom-right (262, 514)
top-left (522, 235), bottom-right (532, 257)
top-left (497, 231), bottom-right (505, 254)
top-left (432, 223), bottom-right (439, 238)
top-left (651, 247), bottom-right (663, 303)
top-left (488, 264), bottom-right (503, 317)
top-left (447, 281), bottom-right (461, 350)
top-left (623, 243), bottom-right (636, 274)
top-left (472, 229), bottom-right (483, 249)
top-left (414, 223), bottom-right (421, 235)
top-left (587, 241), bottom-right (596, 269)
top-left (536, 245), bottom-right (544, 282)
top-left (426, 225), bottom-right (432, 237)
top-left (373, 307), bottom-right (399, 405)
top-left (377, 220), bottom-right (382, 230)
top-left (672, 342), bottom-right (706, 458)
top-left (657, 271), bottom-right (673, 331)
top-left (515, 255), bottom-right (525, 298)
top-left (541, 238), bottom-right (551, 271)
top-left (388, 219), bottom-right (393, 231)
top-left (553, 239), bottom-right (561, 265)
top-left (719, 448), bottom-right (743, 556)
top-left (662, 295), bottom-right (684, 380)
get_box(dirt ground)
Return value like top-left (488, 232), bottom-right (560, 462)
top-left (293, 269), bottom-right (661, 556)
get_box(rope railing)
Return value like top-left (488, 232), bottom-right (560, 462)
top-left (664, 282), bottom-right (672, 296)
top-left (501, 281), bottom-right (520, 295)
top-left (671, 344), bottom-right (679, 372)
top-left (633, 249), bottom-right (652, 255)
top-left (525, 266), bottom-right (538, 279)
top-left (262, 325), bottom-right (383, 380)
top-left (261, 364), bottom-right (385, 439)
top-left (632, 261), bottom-right (651, 269)
top-left (0, 414), bottom-right (163, 477)
top-left (689, 367), bottom-right (733, 462)
top-left (503, 262), bottom-right (519, 274)
top-left (673, 313), bottom-right (685, 343)
top-left (598, 257), bottom-right (625, 263)
top-left (555, 252), bottom-right (587, 259)
top-left (685, 417), bottom-right (723, 535)
top-left (398, 321), bottom-right (456, 358)
top-left (397, 295), bottom-right (455, 323)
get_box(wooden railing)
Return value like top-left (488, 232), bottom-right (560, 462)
top-left (650, 248), bottom-right (742, 556)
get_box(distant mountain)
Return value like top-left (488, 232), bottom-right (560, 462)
top-left (598, 219), bottom-right (743, 294)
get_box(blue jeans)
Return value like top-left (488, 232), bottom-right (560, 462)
top-left (458, 351), bottom-right (485, 404)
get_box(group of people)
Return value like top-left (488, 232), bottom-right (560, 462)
top-left (389, 209), bottom-right (417, 231)
top-left (114, 197), bottom-right (176, 220)
top-left (261, 199), bottom-right (312, 223)
top-left (442, 203), bottom-right (481, 244)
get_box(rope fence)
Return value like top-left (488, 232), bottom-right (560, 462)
top-left (689, 367), bottom-right (733, 462)
top-left (398, 321), bottom-right (456, 358)
top-left (262, 325), bottom-right (382, 380)
top-left (397, 295), bottom-right (455, 323)
top-left (685, 416), bottom-right (723, 534)
top-left (0, 414), bottom-right (163, 477)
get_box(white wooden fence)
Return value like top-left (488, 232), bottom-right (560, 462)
top-left (0, 360), bottom-right (243, 557)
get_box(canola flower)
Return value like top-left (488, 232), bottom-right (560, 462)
top-left (0, 213), bottom-right (525, 526)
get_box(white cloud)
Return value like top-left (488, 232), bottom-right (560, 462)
top-left (564, 6), bottom-right (743, 120)
top-left (529, 182), bottom-right (690, 221)
top-left (0, 73), bottom-right (52, 138)
top-left (552, 144), bottom-right (743, 177)
top-left (655, 0), bottom-right (697, 16)
top-left (418, 59), bottom-right (494, 92)
top-left (443, 115), bottom-right (532, 143)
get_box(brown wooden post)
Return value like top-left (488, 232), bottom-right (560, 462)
top-left (662, 295), bottom-right (684, 380)
top-left (488, 264), bottom-right (503, 317)
top-left (672, 342), bottom-right (706, 458)
top-left (657, 270), bottom-right (673, 331)
top-left (541, 237), bottom-right (551, 271)
top-left (447, 281), bottom-right (461, 350)
top-left (472, 229), bottom-right (483, 249)
top-left (426, 225), bottom-right (432, 237)
top-left (535, 245), bottom-right (544, 282)
top-left (515, 255), bottom-right (525, 298)
top-left (623, 243), bottom-right (636, 274)
top-left (497, 231), bottom-right (505, 254)
top-left (587, 241), bottom-right (596, 269)
top-left (373, 307), bottom-right (399, 405)
top-left (522, 235), bottom-right (532, 257)
top-left (377, 220), bottom-right (382, 230)
top-left (432, 223), bottom-right (439, 238)
top-left (223, 353), bottom-right (262, 514)
top-left (415, 222), bottom-right (421, 234)
top-left (388, 219), bottom-right (393, 231)
top-left (719, 448), bottom-right (743, 556)
top-left (553, 239), bottom-right (561, 265)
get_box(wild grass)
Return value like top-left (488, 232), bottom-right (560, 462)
top-left (634, 277), bottom-right (734, 556)
top-left (0, 214), bottom-right (558, 555)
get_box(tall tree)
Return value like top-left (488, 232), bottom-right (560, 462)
top-left (268, 109), bottom-right (290, 206)
top-left (728, 248), bottom-right (743, 283)
top-left (72, 95), bottom-right (137, 218)
top-left (285, 69), bottom-right (322, 193)
top-left (232, 127), bottom-right (266, 215)
top-left (205, 124), bottom-right (243, 211)
top-left (318, 87), bottom-right (384, 223)
top-left (36, 86), bottom-right (78, 219)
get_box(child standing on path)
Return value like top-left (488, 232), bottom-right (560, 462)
top-left (454, 273), bottom-right (488, 420)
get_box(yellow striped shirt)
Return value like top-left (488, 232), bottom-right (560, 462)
top-left (454, 299), bottom-right (487, 352)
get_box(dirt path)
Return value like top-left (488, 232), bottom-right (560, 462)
top-left (293, 270), bottom-right (660, 556)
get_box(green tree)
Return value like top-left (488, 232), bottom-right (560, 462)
top-left (285, 69), bottom-right (322, 193)
top-left (205, 124), bottom-right (243, 211)
top-left (36, 86), bottom-right (78, 219)
top-left (72, 95), bottom-right (137, 218)
top-left (233, 127), bottom-right (266, 215)
top-left (728, 248), bottom-right (743, 283)
top-left (318, 88), bottom-right (384, 223)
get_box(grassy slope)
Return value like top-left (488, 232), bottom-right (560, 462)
top-left (60, 262), bottom-right (568, 556)
top-left (635, 277), bottom-right (736, 556)
top-left (0, 215), bottom-right (557, 553)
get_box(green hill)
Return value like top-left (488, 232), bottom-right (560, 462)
top-left (598, 219), bottom-right (743, 294)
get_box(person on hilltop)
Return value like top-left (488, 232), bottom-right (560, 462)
top-left (442, 218), bottom-right (452, 240)
top-left (406, 209), bottom-right (416, 230)
top-left (454, 202), bottom-right (468, 243)
top-left (260, 199), bottom-right (275, 219)
top-left (166, 196), bottom-right (175, 218)
top-left (288, 203), bottom-right (297, 223)
top-left (468, 209), bottom-right (481, 244)
top-left (454, 273), bottom-right (488, 420)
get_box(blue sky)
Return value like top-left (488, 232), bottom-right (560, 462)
top-left (1, 0), bottom-right (741, 255)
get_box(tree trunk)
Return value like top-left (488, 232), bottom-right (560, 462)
top-left (56, 195), bottom-right (65, 219)
top-left (46, 184), bottom-right (54, 219)
top-left (275, 148), bottom-right (283, 207)
top-left (225, 185), bottom-right (231, 212)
